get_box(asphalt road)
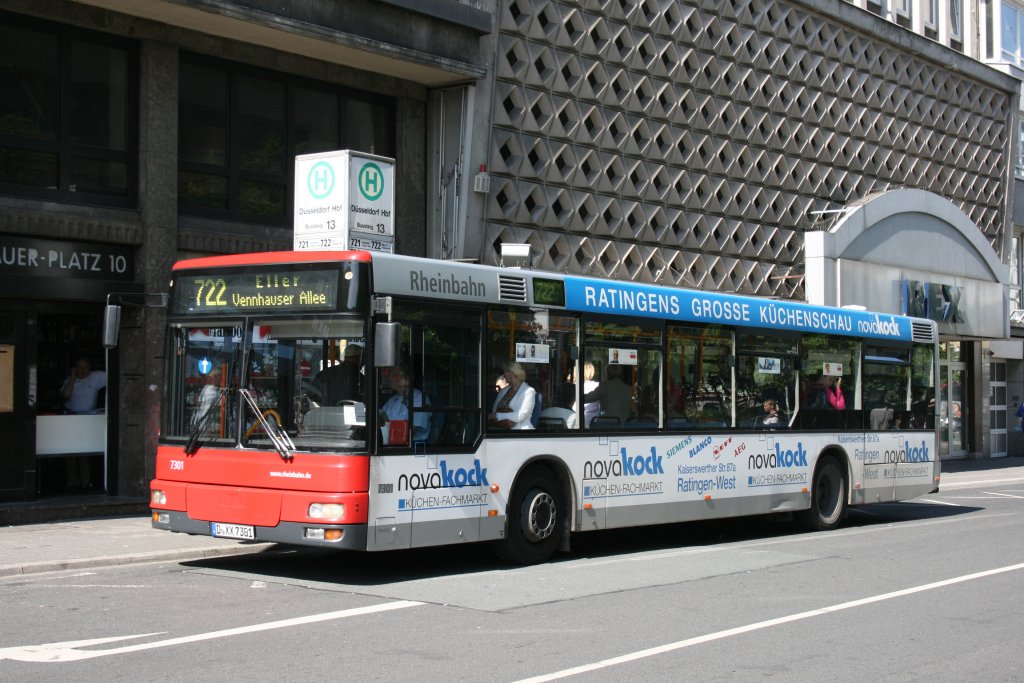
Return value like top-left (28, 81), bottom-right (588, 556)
top-left (1, 473), bottom-right (1022, 681)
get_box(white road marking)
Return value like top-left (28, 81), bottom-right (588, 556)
top-left (986, 491), bottom-right (1024, 499)
top-left (514, 562), bottom-right (1024, 682)
top-left (0, 600), bottom-right (422, 662)
top-left (939, 476), bottom-right (1024, 490)
top-left (917, 498), bottom-right (962, 506)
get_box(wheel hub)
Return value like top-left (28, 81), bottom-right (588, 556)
top-left (523, 490), bottom-right (556, 542)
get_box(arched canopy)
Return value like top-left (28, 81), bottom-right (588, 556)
top-left (805, 189), bottom-right (1008, 339)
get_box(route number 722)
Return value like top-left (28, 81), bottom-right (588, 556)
top-left (194, 278), bottom-right (228, 307)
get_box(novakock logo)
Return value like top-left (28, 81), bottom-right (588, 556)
top-left (584, 447), bottom-right (664, 478)
top-left (885, 440), bottom-right (931, 464)
top-left (748, 443), bottom-right (808, 470)
top-left (857, 314), bottom-right (901, 337)
top-left (397, 459), bottom-right (488, 491)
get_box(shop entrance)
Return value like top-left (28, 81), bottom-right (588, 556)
top-left (939, 341), bottom-right (968, 459)
top-left (34, 308), bottom-right (106, 496)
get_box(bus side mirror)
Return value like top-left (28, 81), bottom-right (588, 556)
top-left (102, 304), bottom-right (122, 348)
top-left (374, 322), bottom-right (400, 368)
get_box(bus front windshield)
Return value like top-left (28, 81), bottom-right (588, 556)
top-left (165, 318), bottom-right (368, 453)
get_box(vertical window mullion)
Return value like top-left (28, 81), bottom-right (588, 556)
top-left (57, 31), bottom-right (72, 193)
top-left (227, 71), bottom-right (238, 212)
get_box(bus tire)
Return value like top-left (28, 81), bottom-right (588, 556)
top-left (496, 467), bottom-right (562, 565)
top-left (799, 455), bottom-right (847, 532)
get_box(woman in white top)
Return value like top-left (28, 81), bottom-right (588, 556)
top-left (488, 362), bottom-right (536, 430)
top-left (572, 361), bottom-right (600, 427)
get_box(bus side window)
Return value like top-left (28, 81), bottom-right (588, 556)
top-left (418, 323), bottom-right (480, 447)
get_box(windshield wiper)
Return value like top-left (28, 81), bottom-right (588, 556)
top-left (239, 388), bottom-right (295, 461)
top-left (184, 387), bottom-right (226, 456)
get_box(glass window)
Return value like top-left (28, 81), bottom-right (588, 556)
top-left (487, 309), bottom-right (578, 431)
top-left (294, 86), bottom-right (340, 156)
top-left (245, 319), bottom-right (367, 452)
top-left (1012, 235), bottom-right (1022, 310)
top-left (1003, 3), bottom-right (1021, 62)
top-left (178, 55), bottom-right (394, 224)
top-left (863, 363), bottom-right (909, 430)
top-left (737, 332), bottom-right (798, 429)
top-left (237, 74), bottom-right (285, 174)
top-left (863, 343), bottom-right (914, 430)
top-left (910, 344), bottom-right (936, 430)
top-left (1018, 120), bottom-right (1024, 177)
top-left (950, 0), bottom-right (963, 42)
top-left (796, 335), bottom-right (860, 430)
top-left (379, 306), bottom-right (481, 448)
top-left (666, 325), bottom-right (731, 429)
top-left (419, 323), bottom-right (480, 446)
top-left (580, 316), bottom-right (661, 430)
top-left (163, 324), bottom-right (243, 444)
top-left (0, 19), bottom-right (135, 205)
top-left (343, 99), bottom-right (391, 155)
top-left (179, 61), bottom-right (228, 166)
top-left (70, 39), bottom-right (127, 150)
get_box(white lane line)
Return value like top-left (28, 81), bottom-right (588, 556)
top-left (986, 491), bottom-right (1024, 499)
top-left (917, 498), bottom-right (962, 506)
top-left (0, 600), bottom-right (423, 662)
top-left (939, 476), bottom-right (1024, 490)
top-left (514, 562), bottom-right (1024, 683)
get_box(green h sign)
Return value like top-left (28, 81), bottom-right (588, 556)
top-left (358, 162), bottom-right (384, 201)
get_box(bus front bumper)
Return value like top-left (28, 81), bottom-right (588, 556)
top-left (152, 510), bottom-right (368, 550)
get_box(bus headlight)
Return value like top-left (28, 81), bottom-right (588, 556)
top-left (151, 490), bottom-right (167, 505)
top-left (308, 503), bottom-right (344, 520)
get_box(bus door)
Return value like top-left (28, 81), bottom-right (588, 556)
top-left (862, 355), bottom-right (911, 502)
top-left (369, 450), bottom-right (486, 550)
top-left (866, 429), bottom-right (901, 503)
top-left (378, 310), bottom-right (484, 549)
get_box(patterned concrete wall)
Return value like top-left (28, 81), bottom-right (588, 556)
top-left (482, 0), bottom-right (1012, 299)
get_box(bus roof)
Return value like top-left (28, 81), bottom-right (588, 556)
top-left (367, 252), bottom-right (932, 344)
top-left (172, 250), bottom-right (371, 271)
top-left (169, 250), bottom-right (933, 343)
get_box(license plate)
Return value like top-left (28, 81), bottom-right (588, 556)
top-left (210, 522), bottom-right (255, 540)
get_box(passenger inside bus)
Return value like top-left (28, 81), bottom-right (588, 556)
top-left (806, 373), bottom-right (845, 410)
top-left (583, 364), bottom-right (632, 427)
top-left (572, 361), bottom-right (600, 427)
top-left (757, 399), bottom-right (784, 429)
top-left (313, 341), bottom-right (364, 405)
top-left (379, 364), bottom-right (431, 442)
top-left (488, 362), bottom-right (536, 430)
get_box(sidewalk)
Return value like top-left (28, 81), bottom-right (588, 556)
top-left (1, 457), bottom-right (1022, 578)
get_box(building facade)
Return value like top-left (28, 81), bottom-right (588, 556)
top-left (0, 0), bottom-right (1017, 503)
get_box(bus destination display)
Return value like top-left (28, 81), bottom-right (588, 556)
top-left (172, 269), bottom-right (340, 314)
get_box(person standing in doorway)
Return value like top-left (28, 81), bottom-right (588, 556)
top-left (62, 357), bottom-right (106, 414)
top-left (61, 357), bottom-right (106, 492)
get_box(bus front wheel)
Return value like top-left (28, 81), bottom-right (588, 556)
top-left (496, 467), bottom-right (562, 565)
top-left (799, 455), bottom-right (847, 532)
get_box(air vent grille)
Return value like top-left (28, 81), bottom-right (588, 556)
top-left (911, 321), bottom-right (935, 343)
top-left (498, 274), bottom-right (528, 302)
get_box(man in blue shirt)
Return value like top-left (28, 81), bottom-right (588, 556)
top-left (381, 365), bottom-right (430, 442)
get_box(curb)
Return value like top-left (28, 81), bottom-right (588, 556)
top-left (0, 542), bottom-right (277, 578)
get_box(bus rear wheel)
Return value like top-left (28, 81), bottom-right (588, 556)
top-left (496, 467), bottom-right (562, 565)
top-left (799, 455), bottom-right (847, 532)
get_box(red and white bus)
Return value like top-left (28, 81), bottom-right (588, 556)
top-left (144, 250), bottom-right (940, 564)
